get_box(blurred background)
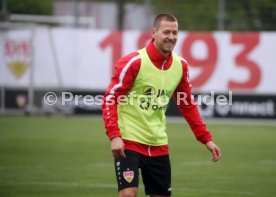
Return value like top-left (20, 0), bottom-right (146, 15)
top-left (1, 0), bottom-right (276, 30)
top-left (1, 1), bottom-right (276, 197)
top-left (0, 0), bottom-right (276, 119)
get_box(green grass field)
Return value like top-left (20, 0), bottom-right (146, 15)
top-left (0, 116), bottom-right (276, 197)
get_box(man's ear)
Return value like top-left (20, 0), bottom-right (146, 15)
top-left (151, 28), bottom-right (157, 38)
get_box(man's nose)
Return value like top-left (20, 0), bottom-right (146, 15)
top-left (168, 32), bottom-right (175, 40)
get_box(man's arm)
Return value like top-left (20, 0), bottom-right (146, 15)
top-left (173, 59), bottom-right (221, 162)
top-left (102, 52), bottom-right (141, 157)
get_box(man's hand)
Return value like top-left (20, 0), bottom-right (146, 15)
top-left (205, 141), bottom-right (221, 162)
top-left (111, 137), bottom-right (126, 158)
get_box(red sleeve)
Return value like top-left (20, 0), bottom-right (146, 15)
top-left (173, 59), bottom-right (212, 144)
top-left (102, 52), bottom-right (141, 140)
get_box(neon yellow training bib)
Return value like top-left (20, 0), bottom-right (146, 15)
top-left (118, 48), bottom-right (182, 146)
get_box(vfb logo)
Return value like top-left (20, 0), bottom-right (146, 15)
top-left (139, 86), bottom-right (170, 111)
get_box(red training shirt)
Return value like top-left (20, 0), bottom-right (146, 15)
top-left (102, 39), bottom-right (212, 157)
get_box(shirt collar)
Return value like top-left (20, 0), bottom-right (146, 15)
top-left (146, 39), bottom-right (172, 64)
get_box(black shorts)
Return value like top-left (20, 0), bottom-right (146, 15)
top-left (114, 150), bottom-right (171, 196)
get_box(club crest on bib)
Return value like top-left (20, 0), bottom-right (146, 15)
top-left (123, 170), bottom-right (134, 183)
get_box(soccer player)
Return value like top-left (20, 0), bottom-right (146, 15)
top-left (102, 14), bottom-right (221, 197)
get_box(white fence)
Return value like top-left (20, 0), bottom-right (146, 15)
top-left (1, 27), bottom-right (276, 93)
top-left (1, 27), bottom-right (276, 117)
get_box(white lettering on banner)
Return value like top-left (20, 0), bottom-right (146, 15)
top-left (215, 105), bottom-right (231, 116)
top-left (0, 29), bottom-right (276, 93)
top-left (231, 101), bottom-right (274, 116)
top-left (198, 105), bottom-right (215, 118)
top-left (199, 100), bottom-right (275, 118)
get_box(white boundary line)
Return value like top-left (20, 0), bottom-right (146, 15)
top-left (175, 187), bottom-right (258, 195)
top-left (88, 114), bottom-right (276, 126)
top-left (0, 180), bottom-right (261, 196)
top-left (166, 116), bottom-right (276, 126)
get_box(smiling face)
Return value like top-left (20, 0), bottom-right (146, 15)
top-left (152, 20), bottom-right (178, 55)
